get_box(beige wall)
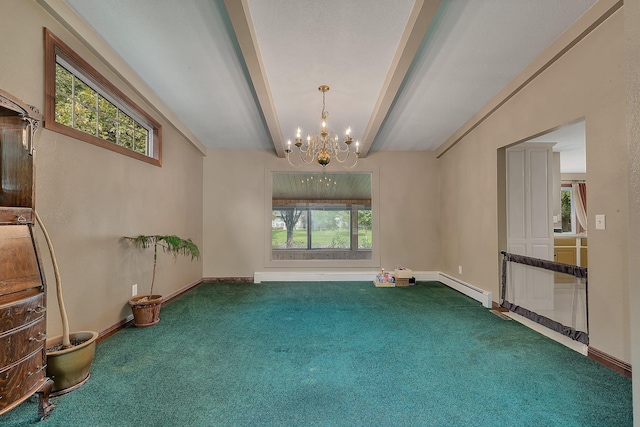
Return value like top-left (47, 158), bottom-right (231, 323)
top-left (1, 0), bottom-right (204, 337)
top-left (439, 7), bottom-right (630, 362)
top-left (203, 149), bottom-right (439, 277)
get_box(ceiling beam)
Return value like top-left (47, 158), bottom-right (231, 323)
top-left (224, 0), bottom-right (284, 157)
top-left (358, 0), bottom-right (441, 157)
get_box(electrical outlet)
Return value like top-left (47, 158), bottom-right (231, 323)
top-left (132, 284), bottom-right (138, 297)
top-left (458, 265), bottom-right (463, 274)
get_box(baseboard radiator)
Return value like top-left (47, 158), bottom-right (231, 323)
top-left (253, 271), bottom-right (491, 308)
top-left (438, 273), bottom-right (493, 308)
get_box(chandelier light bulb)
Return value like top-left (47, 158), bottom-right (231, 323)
top-left (346, 127), bottom-right (351, 136)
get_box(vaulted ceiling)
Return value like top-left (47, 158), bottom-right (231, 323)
top-left (63, 0), bottom-right (596, 167)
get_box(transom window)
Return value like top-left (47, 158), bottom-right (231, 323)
top-left (44, 29), bottom-right (161, 166)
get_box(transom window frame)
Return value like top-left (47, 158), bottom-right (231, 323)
top-left (44, 28), bottom-right (162, 166)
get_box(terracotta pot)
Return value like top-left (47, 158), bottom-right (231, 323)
top-left (46, 331), bottom-right (98, 395)
top-left (129, 295), bottom-right (163, 327)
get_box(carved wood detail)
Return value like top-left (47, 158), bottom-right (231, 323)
top-left (0, 89), bottom-right (53, 419)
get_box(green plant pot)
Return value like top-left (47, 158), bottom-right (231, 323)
top-left (129, 295), bottom-right (163, 327)
top-left (46, 331), bottom-right (98, 395)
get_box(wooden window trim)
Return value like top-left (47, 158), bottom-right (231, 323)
top-left (44, 28), bottom-right (162, 167)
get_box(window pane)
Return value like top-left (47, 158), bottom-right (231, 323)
top-left (55, 65), bottom-right (74, 126)
top-left (55, 64), bottom-right (73, 95)
top-left (74, 103), bottom-right (97, 136)
top-left (55, 92), bottom-right (73, 127)
top-left (272, 209), bottom-right (307, 248)
top-left (119, 113), bottom-right (134, 149)
top-left (133, 123), bottom-right (148, 155)
top-left (311, 209), bottom-right (350, 249)
top-left (74, 79), bottom-right (97, 110)
top-left (98, 96), bottom-right (117, 118)
top-left (97, 96), bottom-right (118, 143)
top-left (357, 207), bottom-right (372, 249)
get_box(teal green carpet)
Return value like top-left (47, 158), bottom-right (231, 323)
top-left (3, 281), bottom-right (632, 426)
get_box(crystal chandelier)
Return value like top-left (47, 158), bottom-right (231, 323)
top-left (286, 85), bottom-right (359, 168)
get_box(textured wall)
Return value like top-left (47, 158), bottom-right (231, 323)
top-left (202, 149), bottom-right (440, 277)
top-left (438, 8), bottom-right (630, 361)
top-left (0, 0), bottom-right (204, 337)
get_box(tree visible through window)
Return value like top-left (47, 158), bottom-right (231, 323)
top-left (271, 172), bottom-right (372, 260)
top-left (44, 29), bottom-right (161, 166)
top-left (272, 205), bottom-right (370, 250)
top-left (358, 208), bottom-right (372, 249)
top-left (55, 63), bottom-right (149, 155)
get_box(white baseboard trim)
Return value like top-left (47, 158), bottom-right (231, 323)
top-left (438, 273), bottom-right (493, 308)
top-left (412, 271), bottom-right (440, 281)
top-left (254, 271), bottom-right (380, 283)
top-left (254, 270), bottom-right (490, 307)
top-left (251, 271), bottom-right (588, 356)
top-left (255, 270), bottom-right (441, 285)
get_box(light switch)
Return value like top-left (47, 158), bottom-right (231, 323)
top-left (595, 214), bottom-right (606, 230)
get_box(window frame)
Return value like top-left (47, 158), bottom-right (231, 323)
top-left (271, 202), bottom-right (372, 260)
top-left (44, 28), bottom-right (162, 166)
top-left (265, 168), bottom-right (380, 268)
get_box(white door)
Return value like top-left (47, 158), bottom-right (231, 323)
top-left (506, 143), bottom-right (555, 311)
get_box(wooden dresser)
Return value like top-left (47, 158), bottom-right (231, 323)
top-left (0, 90), bottom-right (54, 419)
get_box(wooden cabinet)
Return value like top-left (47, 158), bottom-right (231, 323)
top-left (0, 90), bottom-right (54, 419)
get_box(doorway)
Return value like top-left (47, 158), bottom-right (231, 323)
top-left (498, 119), bottom-right (588, 343)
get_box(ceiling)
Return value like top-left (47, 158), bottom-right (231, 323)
top-left (63, 0), bottom-right (597, 164)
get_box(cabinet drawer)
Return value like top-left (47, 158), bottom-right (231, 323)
top-left (0, 318), bottom-right (46, 367)
top-left (0, 292), bottom-right (44, 332)
top-left (0, 208), bottom-right (33, 225)
top-left (0, 349), bottom-right (46, 410)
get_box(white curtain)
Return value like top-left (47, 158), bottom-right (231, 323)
top-left (573, 182), bottom-right (587, 232)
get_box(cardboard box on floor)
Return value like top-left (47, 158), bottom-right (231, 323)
top-left (394, 268), bottom-right (412, 287)
top-left (394, 268), bottom-right (412, 278)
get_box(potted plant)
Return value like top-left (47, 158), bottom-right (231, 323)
top-left (35, 212), bottom-right (98, 395)
top-left (122, 234), bottom-right (200, 327)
